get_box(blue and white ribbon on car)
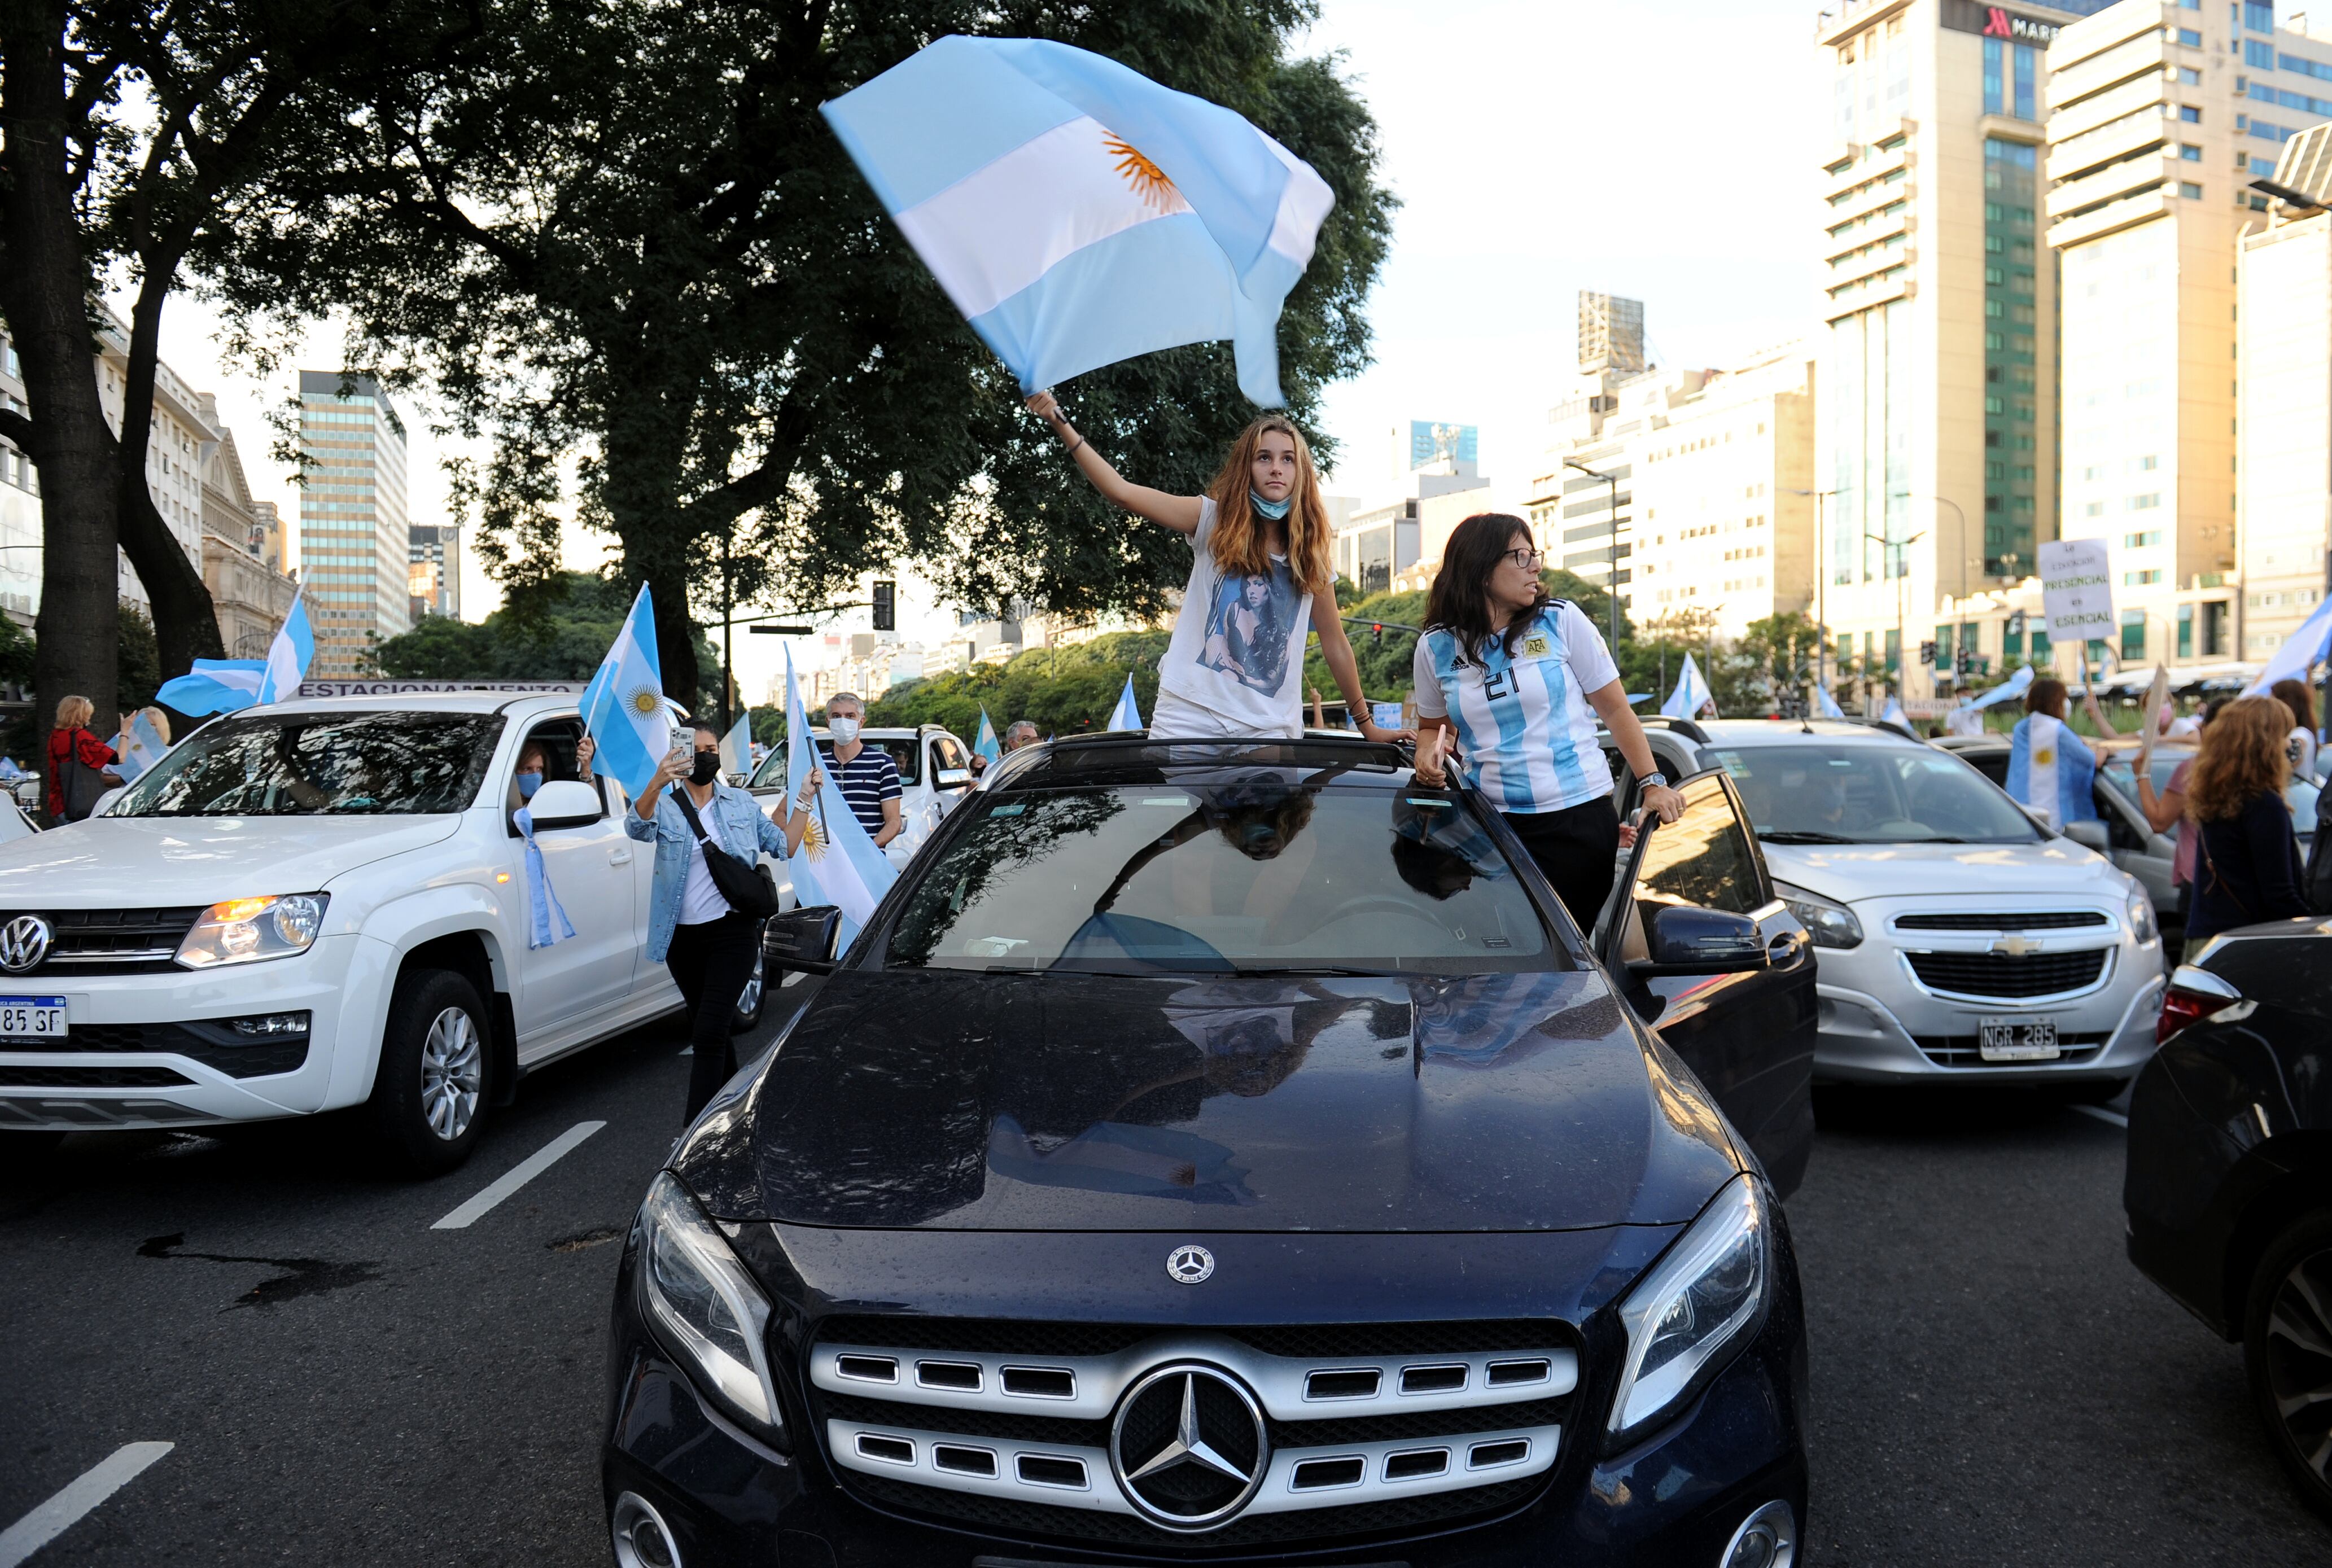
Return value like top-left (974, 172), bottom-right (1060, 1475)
top-left (511, 807), bottom-right (576, 949)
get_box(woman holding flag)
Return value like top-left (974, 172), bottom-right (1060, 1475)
top-left (2004, 677), bottom-right (2117, 831)
top-left (1027, 392), bottom-right (1405, 744)
top-left (630, 718), bottom-right (824, 1118)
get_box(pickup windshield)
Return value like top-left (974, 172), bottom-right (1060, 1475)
top-left (1710, 743), bottom-right (2042, 845)
top-left (111, 712), bottom-right (501, 817)
top-left (885, 782), bottom-right (1558, 975)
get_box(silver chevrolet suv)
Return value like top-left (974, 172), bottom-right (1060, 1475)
top-left (1602, 719), bottom-right (2165, 1095)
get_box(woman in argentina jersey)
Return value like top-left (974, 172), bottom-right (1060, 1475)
top-left (1411, 514), bottom-right (1685, 930)
top-left (1025, 390), bottom-right (1406, 744)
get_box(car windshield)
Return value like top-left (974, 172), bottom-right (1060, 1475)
top-left (747, 734), bottom-right (920, 790)
top-left (1710, 743), bottom-right (2041, 844)
top-left (884, 781), bottom-right (1557, 975)
top-left (110, 711), bottom-right (501, 817)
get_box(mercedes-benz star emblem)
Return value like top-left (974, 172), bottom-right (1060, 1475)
top-left (0, 914), bottom-right (51, 974)
top-left (1108, 1364), bottom-right (1268, 1530)
top-left (1165, 1244), bottom-right (1215, 1285)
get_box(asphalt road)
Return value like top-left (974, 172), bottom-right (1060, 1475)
top-left (2, 1028), bottom-right (2326, 1566)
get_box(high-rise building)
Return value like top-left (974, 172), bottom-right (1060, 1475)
top-left (2045, 0), bottom-right (2325, 671)
top-left (297, 370), bottom-right (411, 676)
top-left (408, 522), bottom-right (461, 621)
top-left (1816, 0), bottom-right (2113, 698)
top-left (1578, 291), bottom-right (1648, 375)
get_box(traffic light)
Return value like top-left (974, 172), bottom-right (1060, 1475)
top-left (1371, 622), bottom-right (1383, 646)
top-left (1919, 640), bottom-right (1937, 667)
top-left (1956, 646), bottom-right (1973, 676)
top-left (872, 580), bottom-right (896, 632)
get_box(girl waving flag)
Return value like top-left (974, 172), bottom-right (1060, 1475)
top-left (2005, 676), bottom-right (2116, 830)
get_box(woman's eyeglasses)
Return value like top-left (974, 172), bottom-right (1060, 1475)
top-left (1502, 547), bottom-right (1545, 570)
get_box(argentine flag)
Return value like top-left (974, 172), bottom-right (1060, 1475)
top-left (1661, 654), bottom-right (1714, 720)
top-left (821, 36), bottom-right (1335, 406)
top-left (579, 585), bottom-right (673, 800)
top-left (154, 584), bottom-right (316, 715)
top-left (718, 713), bottom-right (754, 781)
top-left (1880, 695), bottom-right (1909, 729)
top-left (973, 707), bottom-right (1002, 767)
top-left (785, 648), bottom-right (896, 949)
top-left (2246, 593), bottom-right (2332, 697)
top-left (1813, 680), bottom-right (1847, 720)
top-left (1109, 674), bottom-right (1143, 732)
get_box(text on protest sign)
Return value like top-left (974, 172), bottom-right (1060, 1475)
top-left (2037, 538), bottom-right (2114, 645)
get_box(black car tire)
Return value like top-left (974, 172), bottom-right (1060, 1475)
top-left (2244, 1210), bottom-right (2332, 1519)
top-left (367, 968), bottom-right (491, 1177)
top-left (732, 942), bottom-right (765, 1035)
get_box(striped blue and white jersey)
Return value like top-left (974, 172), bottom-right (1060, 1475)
top-left (1412, 602), bottom-right (1620, 815)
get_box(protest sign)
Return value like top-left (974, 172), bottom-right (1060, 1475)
top-left (2038, 538), bottom-right (2114, 658)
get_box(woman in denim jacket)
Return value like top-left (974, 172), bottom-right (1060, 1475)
top-left (627, 717), bottom-right (821, 1116)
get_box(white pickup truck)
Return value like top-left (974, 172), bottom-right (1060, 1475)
top-left (0, 693), bottom-right (782, 1172)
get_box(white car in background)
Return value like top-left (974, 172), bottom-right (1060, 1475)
top-left (1607, 719), bottom-right (2164, 1096)
top-left (742, 724), bottom-right (975, 864)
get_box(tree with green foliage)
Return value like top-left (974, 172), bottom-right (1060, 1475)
top-left (209, 0), bottom-right (1393, 713)
top-left (373, 572), bottom-right (718, 686)
top-left (869, 632), bottom-right (1172, 739)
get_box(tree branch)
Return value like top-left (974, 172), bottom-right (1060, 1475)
top-left (0, 409), bottom-right (33, 451)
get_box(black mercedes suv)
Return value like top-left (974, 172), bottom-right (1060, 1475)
top-left (602, 737), bottom-right (1816, 1566)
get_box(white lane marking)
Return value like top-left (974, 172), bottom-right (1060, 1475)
top-left (2072, 1103), bottom-right (2129, 1129)
top-left (431, 1120), bottom-right (606, 1230)
top-left (0, 1442), bottom-right (173, 1568)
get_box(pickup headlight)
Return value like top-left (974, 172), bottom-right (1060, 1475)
top-left (2126, 884), bottom-right (2157, 945)
top-left (635, 1173), bottom-right (784, 1438)
top-left (1771, 879), bottom-right (1862, 949)
top-left (1608, 1176), bottom-right (1769, 1447)
top-left (174, 894), bottom-right (329, 969)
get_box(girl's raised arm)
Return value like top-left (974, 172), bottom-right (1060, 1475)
top-left (1027, 391), bottom-right (1204, 534)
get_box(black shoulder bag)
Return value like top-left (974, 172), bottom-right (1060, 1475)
top-left (672, 788), bottom-right (782, 919)
top-left (58, 730), bottom-right (112, 822)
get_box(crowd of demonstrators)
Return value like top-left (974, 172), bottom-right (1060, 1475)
top-left (628, 717), bottom-right (822, 1118)
top-left (818, 692), bottom-right (902, 845)
top-left (2183, 695), bottom-right (2311, 949)
top-left (45, 696), bottom-right (121, 824)
top-left (1409, 513), bottom-right (1684, 933)
top-left (1026, 392), bottom-right (1405, 747)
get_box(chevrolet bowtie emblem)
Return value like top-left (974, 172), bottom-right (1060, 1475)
top-left (1992, 935), bottom-right (2043, 958)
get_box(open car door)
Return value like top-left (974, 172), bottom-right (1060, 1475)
top-left (1591, 769), bottom-right (1817, 1197)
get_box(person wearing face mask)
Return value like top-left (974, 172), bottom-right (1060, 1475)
top-left (630, 717), bottom-right (823, 1117)
top-left (513, 735), bottom-right (597, 807)
top-left (818, 691), bottom-right (902, 846)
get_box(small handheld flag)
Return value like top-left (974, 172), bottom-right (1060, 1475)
top-left (719, 713), bottom-right (754, 781)
top-left (973, 708), bottom-right (1003, 767)
top-left (784, 647), bottom-right (898, 949)
top-left (1661, 654), bottom-right (1714, 720)
top-left (579, 585), bottom-right (673, 800)
top-left (1880, 694), bottom-right (1909, 729)
top-left (1813, 681), bottom-right (1847, 720)
top-left (112, 712), bottom-right (169, 782)
top-left (822, 36), bottom-right (1335, 406)
top-left (1109, 675), bottom-right (1143, 732)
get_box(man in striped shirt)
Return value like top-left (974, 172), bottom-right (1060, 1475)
top-left (819, 692), bottom-right (903, 847)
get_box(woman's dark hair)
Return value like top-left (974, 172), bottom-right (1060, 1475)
top-left (2200, 697), bottom-right (2229, 728)
top-left (2024, 676), bottom-right (2068, 719)
top-left (2271, 677), bottom-right (2316, 738)
top-left (1423, 513), bottom-right (1545, 662)
top-left (680, 715), bottom-right (720, 741)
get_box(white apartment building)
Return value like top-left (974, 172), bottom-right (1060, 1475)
top-left (297, 370), bottom-right (413, 677)
top-left (2044, 0), bottom-right (2325, 672)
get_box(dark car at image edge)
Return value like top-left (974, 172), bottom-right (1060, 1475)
top-left (601, 737), bottom-right (1817, 1566)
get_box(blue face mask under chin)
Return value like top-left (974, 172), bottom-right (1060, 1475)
top-left (516, 771), bottom-right (542, 800)
top-left (1249, 491), bottom-right (1292, 520)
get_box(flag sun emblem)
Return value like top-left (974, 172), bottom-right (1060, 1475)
top-left (1103, 132), bottom-right (1185, 213)
top-left (799, 814), bottom-right (828, 861)
top-left (626, 684), bottom-right (663, 719)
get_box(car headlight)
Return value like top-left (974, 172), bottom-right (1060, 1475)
top-left (174, 894), bottom-right (329, 969)
top-left (635, 1173), bottom-right (784, 1438)
top-left (2126, 884), bottom-right (2157, 945)
top-left (1771, 879), bottom-right (1862, 949)
top-left (1608, 1176), bottom-right (1769, 1447)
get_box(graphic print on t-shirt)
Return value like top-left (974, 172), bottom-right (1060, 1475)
top-left (1197, 559), bottom-right (1300, 695)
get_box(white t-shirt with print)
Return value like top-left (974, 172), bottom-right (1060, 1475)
top-left (1155, 497), bottom-right (1315, 737)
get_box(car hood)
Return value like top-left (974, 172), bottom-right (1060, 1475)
top-left (0, 814), bottom-right (464, 905)
top-left (1763, 837), bottom-right (2127, 903)
top-left (673, 968), bottom-right (1743, 1232)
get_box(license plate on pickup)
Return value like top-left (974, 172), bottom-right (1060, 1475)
top-left (1979, 1015), bottom-right (2058, 1061)
top-left (0, 996), bottom-right (67, 1039)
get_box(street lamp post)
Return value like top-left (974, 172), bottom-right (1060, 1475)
top-left (1928, 495), bottom-right (1970, 691)
top-left (1563, 457), bottom-right (1624, 651)
top-left (1863, 528), bottom-right (1928, 706)
top-left (1785, 487), bottom-right (1847, 699)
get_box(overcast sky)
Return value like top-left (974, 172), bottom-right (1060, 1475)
top-left (153, 1), bottom-right (1822, 699)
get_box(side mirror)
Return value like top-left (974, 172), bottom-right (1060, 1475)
top-left (1635, 905), bottom-right (1770, 976)
top-left (524, 778), bottom-right (602, 831)
top-left (764, 904), bottom-right (841, 976)
top-left (2064, 820), bottom-right (2110, 855)
top-left (936, 767), bottom-right (973, 789)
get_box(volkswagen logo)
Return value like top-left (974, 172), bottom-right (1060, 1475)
top-left (0, 914), bottom-right (50, 974)
top-left (1165, 1245), bottom-right (1215, 1285)
top-left (1108, 1363), bottom-right (1268, 1530)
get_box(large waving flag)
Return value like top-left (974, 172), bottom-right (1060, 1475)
top-left (821, 36), bottom-right (1335, 406)
top-left (578, 585), bottom-right (672, 800)
top-left (1661, 653), bottom-right (1714, 720)
top-left (1109, 674), bottom-right (1143, 731)
top-left (2245, 593), bottom-right (2332, 698)
top-left (1966, 664), bottom-right (2035, 711)
top-left (785, 648), bottom-right (897, 949)
top-left (973, 707), bottom-right (1003, 767)
top-left (155, 584), bottom-right (317, 715)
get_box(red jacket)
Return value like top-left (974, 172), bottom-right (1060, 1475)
top-left (46, 726), bottom-right (117, 821)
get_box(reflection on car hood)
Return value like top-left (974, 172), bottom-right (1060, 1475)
top-left (1764, 837), bottom-right (2127, 903)
top-left (673, 969), bottom-right (1743, 1232)
top-left (0, 814), bottom-right (464, 904)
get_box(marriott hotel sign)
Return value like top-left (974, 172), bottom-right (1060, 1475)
top-left (1942, 2), bottom-right (2062, 44)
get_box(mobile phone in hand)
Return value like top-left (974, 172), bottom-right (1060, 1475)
top-left (665, 742), bottom-right (692, 773)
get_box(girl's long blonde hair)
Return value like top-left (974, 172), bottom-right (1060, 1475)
top-left (1205, 414), bottom-right (1335, 597)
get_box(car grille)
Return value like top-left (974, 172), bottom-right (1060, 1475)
top-left (0, 907), bottom-right (204, 975)
top-left (0, 1017), bottom-right (311, 1079)
top-left (1893, 910), bottom-right (2110, 932)
top-left (1905, 948), bottom-right (2108, 1000)
top-left (1912, 1032), bottom-right (2111, 1068)
top-left (805, 1317), bottom-right (1573, 1552)
top-left (0, 1065), bottom-right (191, 1088)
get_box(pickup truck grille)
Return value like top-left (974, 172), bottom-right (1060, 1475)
top-left (0, 907), bottom-right (204, 975)
top-left (1905, 948), bottom-right (2108, 1000)
top-left (806, 1317), bottom-right (1572, 1552)
top-left (0, 1017), bottom-right (312, 1079)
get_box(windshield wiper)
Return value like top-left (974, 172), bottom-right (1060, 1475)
top-left (1756, 830), bottom-right (1860, 844)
